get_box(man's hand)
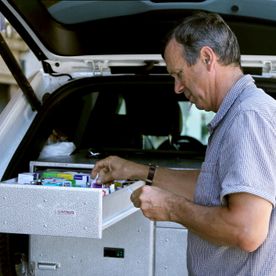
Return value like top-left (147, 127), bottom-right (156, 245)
top-left (92, 155), bottom-right (147, 183)
top-left (130, 185), bottom-right (179, 221)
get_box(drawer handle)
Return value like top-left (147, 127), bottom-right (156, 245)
top-left (37, 262), bottom-right (60, 270)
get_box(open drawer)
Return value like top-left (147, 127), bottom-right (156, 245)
top-left (0, 178), bottom-right (144, 239)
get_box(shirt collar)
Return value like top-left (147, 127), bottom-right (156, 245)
top-left (208, 74), bottom-right (255, 132)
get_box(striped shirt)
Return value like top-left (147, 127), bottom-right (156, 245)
top-left (187, 75), bottom-right (276, 276)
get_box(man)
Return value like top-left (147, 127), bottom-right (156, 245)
top-left (92, 12), bottom-right (276, 275)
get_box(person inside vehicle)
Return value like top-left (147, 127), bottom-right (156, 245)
top-left (92, 12), bottom-right (276, 275)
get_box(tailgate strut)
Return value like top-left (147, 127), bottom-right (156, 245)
top-left (0, 32), bottom-right (41, 111)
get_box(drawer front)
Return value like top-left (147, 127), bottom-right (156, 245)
top-left (0, 183), bottom-right (102, 238)
top-left (0, 180), bottom-right (142, 239)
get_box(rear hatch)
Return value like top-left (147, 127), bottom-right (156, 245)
top-left (1, 0), bottom-right (276, 79)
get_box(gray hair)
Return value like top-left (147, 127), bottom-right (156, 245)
top-left (163, 12), bottom-right (241, 67)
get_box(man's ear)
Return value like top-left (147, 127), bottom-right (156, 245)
top-left (200, 46), bottom-right (214, 65)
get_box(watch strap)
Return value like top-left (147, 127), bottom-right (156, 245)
top-left (145, 164), bottom-right (157, 185)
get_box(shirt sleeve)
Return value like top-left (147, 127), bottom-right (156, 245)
top-left (219, 110), bottom-right (276, 206)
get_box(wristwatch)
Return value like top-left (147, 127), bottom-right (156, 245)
top-left (145, 164), bottom-right (157, 185)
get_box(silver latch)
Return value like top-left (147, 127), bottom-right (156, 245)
top-left (92, 60), bottom-right (111, 76)
top-left (262, 60), bottom-right (276, 76)
top-left (241, 55), bottom-right (276, 77)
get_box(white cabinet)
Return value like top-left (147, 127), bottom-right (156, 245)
top-left (0, 159), bottom-right (190, 275)
top-left (29, 211), bottom-right (154, 276)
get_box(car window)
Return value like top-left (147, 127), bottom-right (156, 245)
top-left (116, 96), bottom-right (214, 147)
top-left (36, 82), bottom-right (209, 160)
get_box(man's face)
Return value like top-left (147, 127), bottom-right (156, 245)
top-left (164, 39), bottom-right (211, 111)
